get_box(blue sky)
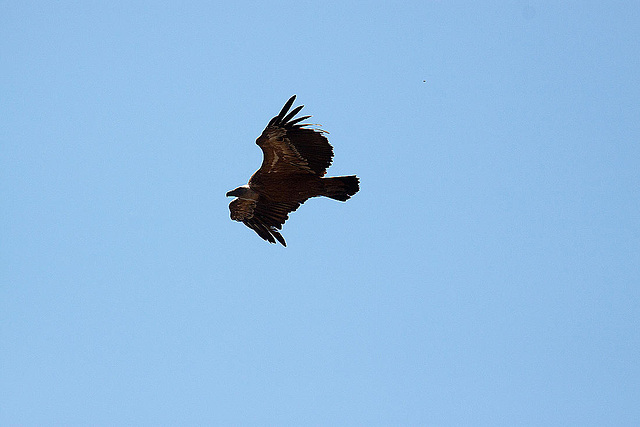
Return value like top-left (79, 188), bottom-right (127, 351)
top-left (2, 1), bottom-right (639, 425)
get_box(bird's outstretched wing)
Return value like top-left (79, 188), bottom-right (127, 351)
top-left (255, 95), bottom-right (334, 176)
top-left (229, 197), bottom-right (303, 246)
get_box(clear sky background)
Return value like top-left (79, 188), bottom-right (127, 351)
top-left (2, 1), bottom-right (639, 425)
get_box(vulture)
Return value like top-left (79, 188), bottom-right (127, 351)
top-left (226, 95), bottom-right (360, 246)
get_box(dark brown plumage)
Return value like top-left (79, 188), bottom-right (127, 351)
top-left (226, 95), bottom-right (360, 246)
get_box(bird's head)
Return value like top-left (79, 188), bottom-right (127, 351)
top-left (226, 185), bottom-right (251, 198)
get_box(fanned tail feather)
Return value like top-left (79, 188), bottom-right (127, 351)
top-left (322, 175), bottom-right (360, 201)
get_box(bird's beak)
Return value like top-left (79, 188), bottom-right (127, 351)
top-left (226, 190), bottom-right (236, 197)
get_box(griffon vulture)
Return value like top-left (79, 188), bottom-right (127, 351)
top-left (226, 95), bottom-right (359, 246)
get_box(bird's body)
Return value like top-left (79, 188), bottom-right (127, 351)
top-left (249, 173), bottom-right (320, 201)
top-left (226, 95), bottom-right (359, 246)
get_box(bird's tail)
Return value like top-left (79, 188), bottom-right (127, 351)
top-left (322, 175), bottom-right (360, 201)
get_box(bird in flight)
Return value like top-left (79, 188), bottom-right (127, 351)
top-left (226, 95), bottom-right (360, 246)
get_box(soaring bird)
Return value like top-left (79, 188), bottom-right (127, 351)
top-left (226, 95), bottom-right (359, 246)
